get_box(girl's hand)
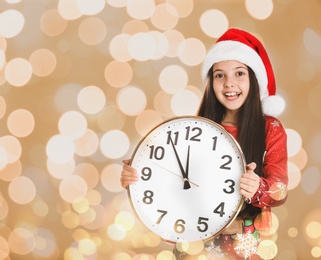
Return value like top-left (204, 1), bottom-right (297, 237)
top-left (240, 162), bottom-right (260, 199)
top-left (120, 159), bottom-right (139, 189)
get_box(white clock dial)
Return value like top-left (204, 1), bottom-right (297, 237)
top-left (128, 116), bottom-right (245, 243)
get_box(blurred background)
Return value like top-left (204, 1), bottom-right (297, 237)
top-left (0, 0), bottom-right (320, 259)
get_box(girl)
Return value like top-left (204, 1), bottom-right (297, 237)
top-left (121, 28), bottom-right (288, 259)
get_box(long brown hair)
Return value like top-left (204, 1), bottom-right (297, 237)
top-left (198, 66), bottom-right (266, 219)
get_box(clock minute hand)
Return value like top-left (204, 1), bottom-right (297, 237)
top-left (185, 145), bottom-right (190, 181)
top-left (169, 137), bottom-right (191, 190)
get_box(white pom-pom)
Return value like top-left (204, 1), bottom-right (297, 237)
top-left (262, 95), bottom-right (286, 117)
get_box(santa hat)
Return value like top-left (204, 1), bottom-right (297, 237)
top-left (202, 28), bottom-right (284, 116)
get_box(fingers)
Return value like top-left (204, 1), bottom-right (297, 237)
top-left (122, 159), bottom-right (130, 165)
top-left (120, 162), bottom-right (139, 189)
top-left (246, 162), bottom-right (256, 172)
top-left (240, 162), bottom-right (260, 199)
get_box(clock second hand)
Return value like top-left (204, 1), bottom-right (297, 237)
top-left (151, 161), bottom-right (199, 187)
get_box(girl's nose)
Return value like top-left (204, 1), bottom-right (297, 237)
top-left (224, 78), bottom-right (235, 88)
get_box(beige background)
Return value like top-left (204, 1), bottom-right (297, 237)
top-left (0, 0), bottom-right (320, 259)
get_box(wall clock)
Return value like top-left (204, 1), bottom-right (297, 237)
top-left (128, 116), bottom-right (245, 243)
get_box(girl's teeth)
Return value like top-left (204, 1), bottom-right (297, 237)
top-left (225, 92), bottom-right (237, 97)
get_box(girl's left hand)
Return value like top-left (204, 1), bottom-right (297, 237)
top-left (240, 162), bottom-right (260, 199)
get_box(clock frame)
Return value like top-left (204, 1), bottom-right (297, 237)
top-left (128, 116), bottom-right (245, 243)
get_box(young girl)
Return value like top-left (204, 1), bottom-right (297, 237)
top-left (121, 28), bottom-right (288, 259)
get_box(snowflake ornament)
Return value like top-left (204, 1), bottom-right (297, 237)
top-left (205, 241), bottom-right (225, 259)
top-left (234, 233), bottom-right (259, 258)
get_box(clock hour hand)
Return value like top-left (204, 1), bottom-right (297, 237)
top-left (169, 137), bottom-right (191, 189)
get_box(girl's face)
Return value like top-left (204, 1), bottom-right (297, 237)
top-left (212, 60), bottom-right (250, 114)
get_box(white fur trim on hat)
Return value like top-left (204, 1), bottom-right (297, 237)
top-left (202, 40), bottom-right (269, 101)
top-left (262, 95), bottom-right (285, 117)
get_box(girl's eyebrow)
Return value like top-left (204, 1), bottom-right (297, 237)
top-left (235, 66), bottom-right (248, 70)
top-left (213, 66), bottom-right (248, 73)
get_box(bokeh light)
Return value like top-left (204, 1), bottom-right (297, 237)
top-left (7, 109), bottom-right (35, 137)
top-left (0, 195), bottom-right (9, 221)
top-left (104, 61), bottom-right (133, 88)
top-left (77, 0), bottom-right (105, 16)
top-left (286, 129), bottom-right (302, 157)
top-left (178, 38), bottom-right (206, 66)
top-left (74, 129), bottom-right (99, 157)
top-left (77, 86), bottom-right (106, 114)
top-left (126, 0), bottom-right (155, 20)
top-left (163, 30), bottom-right (184, 58)
top-left (159, 65), bottom-right (187, 94)
top-left (287, 162), bottom-right (301, 190)
top-left (200, 9), bottom-right (229, 38)
top-left (128, 32), bottom-right (157, 61)
top-left (151, 3), bottom-right (178, 31)
top-left (8, 227), bottom-right (34, 255)
top-left (78, 17), bottom-right (107, 45)
top-left (40, 9), bottom-right (68, 37)
top-left (74, 163), bottom-right (99, 189)
top-left (167, 0), bottom-right (193, 18)
top-left (29, 48), bottom-right (57, 77)
top-left (0, 9), bottom-right (24, 38)
top-left (58, 111), bottom-right (87, 140)
top-left (117, 86), bottom-right (147, 116)
top-left (0, 96), bottom-right (6, 119)
top-left (301, 166), bottom-right (320, 195)
top-left (100, 130), bottom-right (130, 159)
top-left (245, 0), bottom-right (274, 20)
top-left (0, 135), bottom-right (21, 164)
top-left (5, 58), bottom-right (32, 87)
top-left (101, 163), bottom-right (123, 193)
top-left (46, 134), bottom-right (75, 164)
top-left (135, 109), bottom-right (163, 136)
top-left (58, 0), bottom-right (82, 20)
top-left (0, 236), bottom-right (9, 259)
top-left (171, 89), bottom-right (200, 116)
top-left (303, 28), bottom-right (321, 58)
top-left (59, 175), bottom-right (88, 203)
top-left (0, 49), bottom-right (5, 70)
top-left (109, 34), bottom-right (132, 62)
top-left (8, 176), bottom-right (36, 204)
top-left (47, 158), bottom-right (75, 179)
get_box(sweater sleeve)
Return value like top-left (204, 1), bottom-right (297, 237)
top-left (247, 116), bottom-right (288, 208)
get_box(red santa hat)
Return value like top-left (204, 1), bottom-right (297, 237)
top-left (202, 28), bottom-right (284, 116)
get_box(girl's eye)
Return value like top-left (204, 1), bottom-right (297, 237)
top-left (236, 71), bottom-right (246, 76)
top-left (214, 73), bottom-right (224, 78)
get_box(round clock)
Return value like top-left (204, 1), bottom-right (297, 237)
top-left (128, 116), bottom-right (246, 243)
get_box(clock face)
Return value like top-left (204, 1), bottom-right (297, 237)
top-left (128, 116), bottom-right (245, 243)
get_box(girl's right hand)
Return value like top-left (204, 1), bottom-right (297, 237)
top-left (120, 159), bottom-right (139, 189)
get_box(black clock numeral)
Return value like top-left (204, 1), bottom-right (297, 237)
top-left (185, 126), bottom-right (202, 142)
top-left (220, 155), bottom-right (232, 170)
top-left (197, 217), bottom-right (209, 232)
top-left (142, 190), bottom-right (154, 204)
top-left (213, 202), bottom-right (225, 217)
top-left (223, 179), bottom-right (235, 194)
top-left (174, 219), bottom-right (186, 234)
top-left (149, 145), bottom-right (165, 160)
top-left (166, 131), bottom-right (179, 145)
top-left (156, 210), bottom-right (167, 224)
top-left (212, 136), bottom-right (218, 150)
top-left (141, 167), bottom-right (152, 181)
